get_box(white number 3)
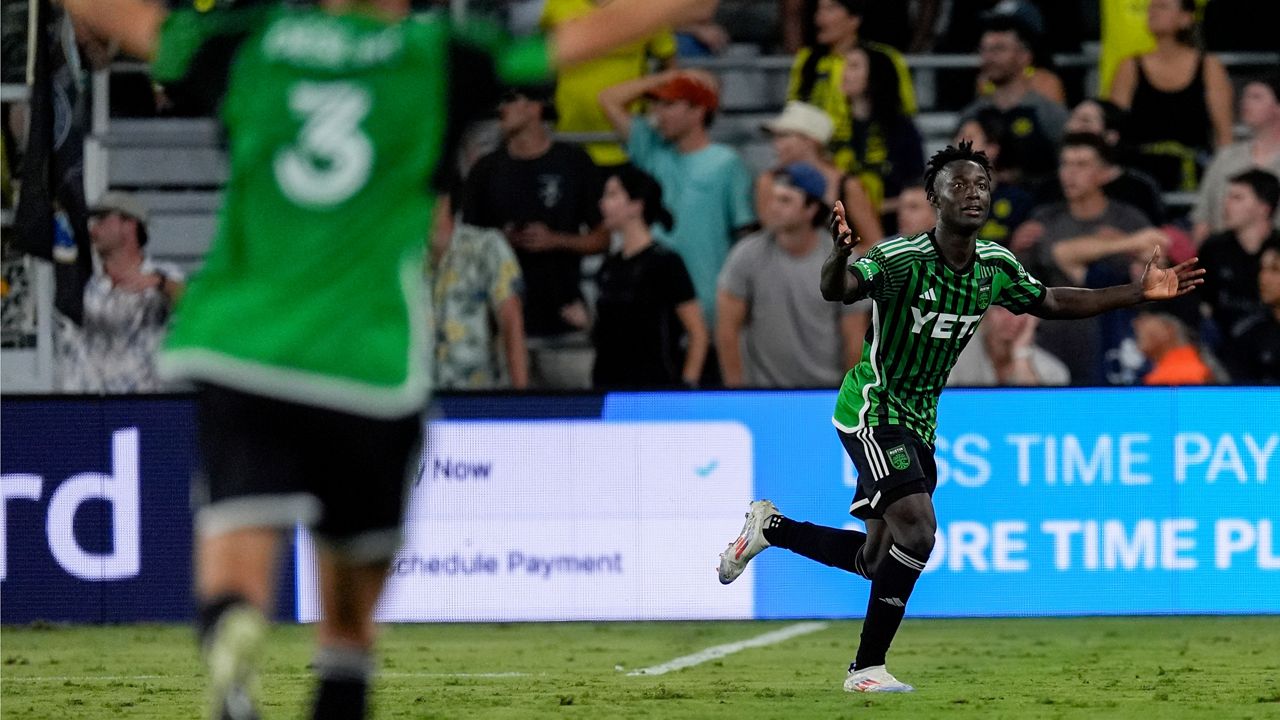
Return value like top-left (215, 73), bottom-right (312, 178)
top-left (274, 82), bottom-right (373, 208)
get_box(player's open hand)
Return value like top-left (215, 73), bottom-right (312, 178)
top-left (1140, 246), bottom-right (1205, 301)
top-left (828, 202), bottom-right (858, 254)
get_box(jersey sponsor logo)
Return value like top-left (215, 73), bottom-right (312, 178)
top-left (852, 258), bottom-right (882, 282)
top-left (887, 444), bottom-right (911, 471)
top-left (909, 307), bottom-right (982, 340)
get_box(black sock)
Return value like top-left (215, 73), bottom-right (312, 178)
top-left (854, 543), bottom-right (928, 670)
top-left (762, 516), bottom-right (870, 577)
top-left (196, 593), bottom-right (251, 649)
top-left (311, 645), bottom-right (373, 720)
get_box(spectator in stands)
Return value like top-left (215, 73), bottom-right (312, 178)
top-left (755, 101), bottom-right (883, 242)
top-left (717, 163), bottom-right (866, 386)
top-left (1198, 169), bottom-right (1280, 339)
top-left (787, 0), bottom-right (915, 176)
top-left (947, 305), bottom-right (1070, 386)
top-left (431, 219), bottom-right (529, 391)
top-left (891, 182), bottom-right (935, 240)
top-left (55, 191), bottom-right (185, 393)
top-left (461, 84), bottom-right (606, 389)
top-left (953, 109), bottom-right (1034, 246)
top-left (541, 0), bottom-right (677, 166)
top-left (1108, 0), bottom-right (1234, 193)
top-left (1011, 133), bottom-right (1157, 385)
top-left (1224, 245), bottom-right (1280, 384)
top-left (836, 43), bottom-right (925, 226)
top-left (1134, 311), bottom-right (1215, 385)
top-left (567, 166), bottom-right (708, 388)
top-left (1191, 73), bottom-right (1280, 244)
top-left (599, 70), bottom-right (757, 362)
top-left (973, 2), bottom-right (1065, 105)
top-left (961, 15), bottom-right (1068, 189)
top-left (1057, 98), bottom-right (1167, 226)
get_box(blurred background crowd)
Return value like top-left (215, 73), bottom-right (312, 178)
top-left (2, 0), bottom-right (1279, 393)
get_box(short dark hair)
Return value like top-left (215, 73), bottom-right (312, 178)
top-left (135, 220), bottom-right (148, 248)
top-left (610, 165), bottom-right (675, 232)
top-left (923, 140), bottom-right (992, 201)
top-left (1060, 132), bottom-right (1117, 166)
top-left (1228, 169), bottom-right (1280, 216)
top-left (981, 14), bottom-right (1035, 51)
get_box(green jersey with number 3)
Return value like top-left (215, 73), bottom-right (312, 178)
top-left (831, 233), bottom-right (1048, 442)
top-left (151, 4), bottom-right (551, 417)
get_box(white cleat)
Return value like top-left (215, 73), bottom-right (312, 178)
top-left (717, 499), bottom-right (779, 585)
top-left (843, 665), bottom-right (915, 693)
top-left (206, 605), bottom-right (267, 720)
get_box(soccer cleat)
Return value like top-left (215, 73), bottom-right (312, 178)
top-left (717, 499), bottom-right (779, 585)
top-left (843, 665), bottom-right (915, 693)
top-left (205, 604), bottom-right (267, 720)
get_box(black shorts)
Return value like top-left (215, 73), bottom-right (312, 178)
top-left (838, 424), bottom-right (937, 520)
top-left (193, 383), bottom-right (422, 562)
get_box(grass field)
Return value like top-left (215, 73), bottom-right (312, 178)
top-left (4, 616), bottom-right (1280, 719)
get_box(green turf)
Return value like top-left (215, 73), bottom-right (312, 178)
top-left (4, 617), bottom-right (1280, 719)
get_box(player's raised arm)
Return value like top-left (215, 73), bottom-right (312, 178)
top-left (1031, 247), bottom-right (1205, 320)
top-left (551, 0), bottom-right (716, 68)
top-left (61, 0), bottom-right (166, 61)
top-left (821, 201), bottom-right (868, 304)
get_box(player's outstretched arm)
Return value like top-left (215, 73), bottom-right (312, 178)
top-left (821, 202), bottom-right (866, 304)
top-left (1031, 247), bottom-right (1204, 320)
top-left (553, 0), bottom-right (717, 68)
top-left (61, 0), bottom-right (166, 60)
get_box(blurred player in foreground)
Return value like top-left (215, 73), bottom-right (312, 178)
top-left (718, 141), bottom-right (1203, 693)
top-left (62, 0), bottom-right (715, 718)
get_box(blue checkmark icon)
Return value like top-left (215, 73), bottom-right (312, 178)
top-left (695, 459), bottom-right (719, 477)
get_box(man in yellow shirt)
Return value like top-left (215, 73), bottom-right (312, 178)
top-left (786, 0), bottom-right (915, 174)
top-left (542, 0), bottom-right (677, 166)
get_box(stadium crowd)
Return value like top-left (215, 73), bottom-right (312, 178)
top-left (4, 0), bottom-right (1280, 392)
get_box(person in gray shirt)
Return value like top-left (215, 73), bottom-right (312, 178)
top-left (717, 163), bottom-right (866, 387)
top-left (1010, 134), bottom-right (1154, 384)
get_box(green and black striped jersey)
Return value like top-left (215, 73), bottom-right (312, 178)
top-left (832, 232), bottom-right (1047, 442)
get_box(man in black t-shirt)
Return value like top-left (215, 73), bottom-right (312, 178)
top-left (1199, 170), bottom-right (1280, 339)
top-left (460, 84), bottom-right (607, 354)
top-left (1226, 245), bottom-right (1280, 383)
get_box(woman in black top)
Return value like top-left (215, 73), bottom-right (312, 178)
top-left (837, 43), bottom-right (924, 228)
top-left (1109, 0), bottom-right (1234, 192)
top-left (569, 167), bottom-right (708, 388)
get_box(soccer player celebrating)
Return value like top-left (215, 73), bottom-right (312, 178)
top-left (718, 141), bottom-right (1203, 694)
top-left (61, 1), bottom-right (715, 719)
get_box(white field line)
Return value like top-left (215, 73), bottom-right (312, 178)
top-left (625, 621), bottom-right (829, 677)
top-left (4, 671), bottom-right (529, 683)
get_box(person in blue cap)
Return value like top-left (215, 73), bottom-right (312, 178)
top-left (715, 162), bottom-right (869, 387)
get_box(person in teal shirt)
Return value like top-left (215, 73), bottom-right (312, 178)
top-left (600, 70), bottom-right (757, 333)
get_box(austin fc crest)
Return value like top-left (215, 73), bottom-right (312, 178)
top-left (887, 445), bottom-right (911, 471)
top-left (977, 278), bottom-right (992, 309)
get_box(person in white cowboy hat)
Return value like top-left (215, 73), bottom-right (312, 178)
top-left (756, 100), bottom-right (882, 244)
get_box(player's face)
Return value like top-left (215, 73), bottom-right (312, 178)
top-left (767, 183), bottom-right (815, 232)
top-left (814, 0), bottom-right (859, 46)
top-left (933, 161), bottom-right (991, 233)
top-left (1058, 146), bottom-right (1105, 201)
top-left (1259, 250), bottom-right (1280, 306)
top-left (896, 187), bottom-right (936, 237)
top-left (1222, 182), bottom-right (1269, 231)
top-left (599, 176), bottom-right (640, 231)
top-left (1240, 82), bottom-right (1280, 130)
top-left (978, 31), bottom-right (1026, 84)
top-left (840, 48), bottom-right (870, 99)
top-left (771, 132), bottom-right (811, 164)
